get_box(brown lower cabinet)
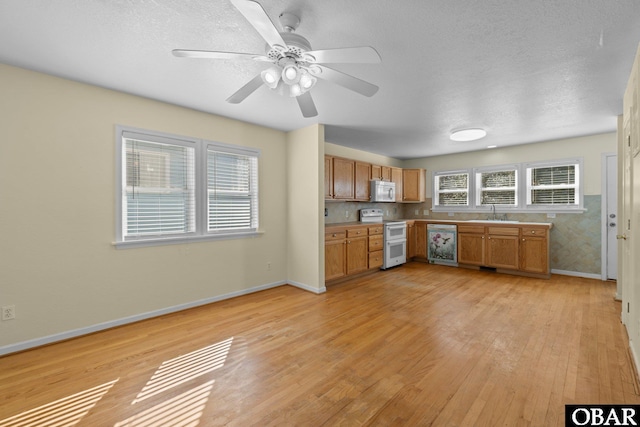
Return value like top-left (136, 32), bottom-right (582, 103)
top-left (325, 225), bottom-right (381, 282)
top-left (457, 223), bottom-right (550, 277)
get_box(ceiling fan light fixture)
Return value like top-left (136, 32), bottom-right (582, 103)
top-left (282, 63), bottom-right (301, 84)
top-left (289, 83), bottom-right (302, 97)
top-left (299, 71), bottom-right (316, 91)
top-left (260, 67), bottom-right (281, 89)
top-left (450, 128), bottom-right (487, 142)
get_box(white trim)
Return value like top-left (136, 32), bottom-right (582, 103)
top-left (288, 280), bottom-right (326, 294)
top-left (0, 280), bottom-right (296, 356)
top-left (630, 340), bottom-right (640, 385)
top-left (113, 230), bottom-right (264, 249)
top-left (551, 269), bottom-right (602, 280)
top-left (601, 152), bottom-right (617, 282)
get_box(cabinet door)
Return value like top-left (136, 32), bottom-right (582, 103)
top-left (487, 235), bottom-right (519, 269)
top-left (520, 236), bottom-right (548, 274)
top-left (415, 223), bottom-right (427, 258)
top-left (346, 236), bottom-right (368, 275)
top-left (402, 169), bottom-right (425, 202)
top-left (458, 233), bottom-right (485, 265)
top-left (333, 157), bottom-right (355, 199)
top-left (325, 239), bottom-right (346, 281)
top-left (324, 155), bottom-right (333, 199)
top-left (391, 167), bottom-right (403, 202)
top-left (407, 222), bottom-right (416, 258)
top-left (381, 166), bottom-right (391, 181)
top-left (354, 161), bottom-right (371, 201)
top-left (371, 165), bottom-right (382, 180)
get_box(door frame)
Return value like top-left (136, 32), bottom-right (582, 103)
top-left (601, 152), bottom-right (618, 285)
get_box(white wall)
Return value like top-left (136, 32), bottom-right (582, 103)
top-left (0, 64), bottom-right (292, 352)
top-left (403, 133), bottom-right (617, 197)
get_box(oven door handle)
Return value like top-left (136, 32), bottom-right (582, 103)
top-left (386, 225), bottom-right (406, 231)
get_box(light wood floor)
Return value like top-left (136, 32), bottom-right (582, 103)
top-left (1, 264), bottom-right (639, 426)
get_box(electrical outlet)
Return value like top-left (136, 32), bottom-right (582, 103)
top-left (2, 305), bottom-right (15, 321)
top-left (423, 209), bottom-right (430, 216)
top-left (414, 209), bottom-right (419, 215)
top-left (267, 262), bottom-right (271, 271)
top-left (345, 211), bottom-right (349, 218)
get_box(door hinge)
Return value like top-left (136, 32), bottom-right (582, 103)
top-left (628, 135), bottom-right (631, 147)
top-left (628, 302), bottom-right (630, 313)
top-left (629, 219), bottom-right (632, 230)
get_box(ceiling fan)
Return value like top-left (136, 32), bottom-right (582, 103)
top-left (172, 0), bottom-right (381, 118)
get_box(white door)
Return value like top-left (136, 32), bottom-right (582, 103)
top-left (605, 154), bottom-right (618, 280)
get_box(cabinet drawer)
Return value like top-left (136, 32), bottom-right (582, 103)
top-left (521, 227), bottom-right (547, 237)
top-left (347, 228), bottom-right (367, 237)
top-left (369, 235), bottom-right (383, 251)
top-left (368, 225), bottom-right (383, 235)
top-left (487, 226), bottom-right (519, 236)
top-left (369, 250), bottom-right (383, 269)
top-left (325, 231), bottom-right (346, 241)
top-left (458, 225), bottom-right (484, 234)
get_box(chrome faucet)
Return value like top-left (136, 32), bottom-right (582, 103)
top-left (490, 204), bottom-right (496, 220)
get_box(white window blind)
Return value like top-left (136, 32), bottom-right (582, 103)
top-left (434, 173), bottom-right (469, 206)
top-left (526, 163), bottom-right (579, 206)
top-left (476, 169), bottom-right (517, 206)
top-left (207, 148), bottom-right (258, 232)
top-left (123, 138), bottom-right (195, 239)
top-left (116, 126), bottom-right (261, 247)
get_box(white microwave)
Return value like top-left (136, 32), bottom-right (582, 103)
top-left (370, 180), bottom-right (396, 202)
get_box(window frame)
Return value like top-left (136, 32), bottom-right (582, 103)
top-left (474, 164), bottom-right (519, 211)
top-left (115, 125), bottom-right (261, 249)
top-left (432, 158), bottom-right (584, 213)
top-left (432, 170), bottom-right (470, 208)
top-left (524, 158), bottom-right (583, 211)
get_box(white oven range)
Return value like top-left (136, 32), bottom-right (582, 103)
top-left (359, 208), bottom-right (407, 269)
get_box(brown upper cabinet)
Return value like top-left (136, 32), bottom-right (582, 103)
top-left (354, 161), bottom-right (371, 201)
top-left (371, 165), bottom-right (391, 181)
top-left (331, 156), bottom-right (355, 200)
top-left (402, 169), bottom-right (426, 202)
top-left (325, 155), bottom-right (426, 203)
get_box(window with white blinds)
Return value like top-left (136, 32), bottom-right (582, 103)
top-left (207, 148), bottom-right (258, 232)
top-left (476, 169), bottom-right (517, 206)
top-left (434, 172), bottom-right (469, 206)
top-left (124, 139), bottom-right (195, 238)
top-left (432, 158), bottom-right (583, 212)
top-left (526, 162), bottom-right (580, 206)
top-left (116, 126), bottom-right (260, 247)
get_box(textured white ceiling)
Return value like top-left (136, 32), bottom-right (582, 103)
top-left (1, 0), bottom-right (639, 159)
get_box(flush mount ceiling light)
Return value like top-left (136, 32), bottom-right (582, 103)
top-left (450, 128), bottom-right (487, 142)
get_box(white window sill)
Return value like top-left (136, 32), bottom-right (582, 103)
top-left (113, 230), bottom-right (264, 249)
top-left (431, 207), bottom-right (587, 214)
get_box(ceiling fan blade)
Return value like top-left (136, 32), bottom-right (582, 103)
top-left (296, 92), bottom-right (318, 118)
top-left (230, 0), bottom-right (286, 49)
top-left (313, 65), bottom-right (379, 97)
top-left (172, 49), bottom-right (270, 62)
top-left (226, 74), bottom-right (264, 104)
top-left (304, 47), bottom-right (381, 64)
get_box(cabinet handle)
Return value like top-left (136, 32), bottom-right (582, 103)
top-left (347, 240), bottom-right (351, 244)
top-left (522, 238), bottom-right (526, 241)
top-left (531, 230), bottom-right (535, 234)
top-left (332, 233), bottom-right (336, 237)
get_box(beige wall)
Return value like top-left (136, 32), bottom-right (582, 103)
top-left (325, 142), bottom-right (403, 167)
top-left (287, 125), bottom-right (325, 291)
top-left (403, 132), bottom-right (617, 197)
top-left (0, 64), bottom-right (292, 350)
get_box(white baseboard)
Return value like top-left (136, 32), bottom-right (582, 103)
top-left (551, 269), bottom-right (602, 280)
top-left (288, 280), bottom-right (326, 294)
top-left (0, 280), bottom-right (297, 357)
